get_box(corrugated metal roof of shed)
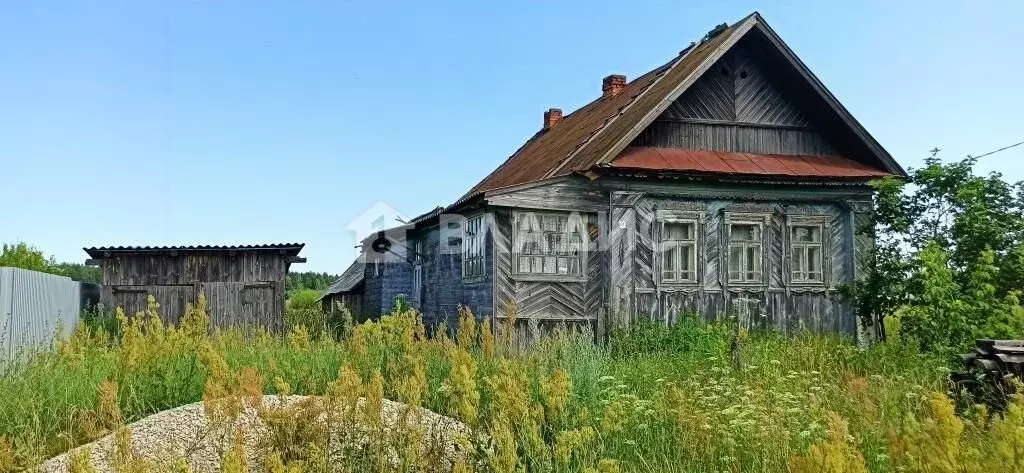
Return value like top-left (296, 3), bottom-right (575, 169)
top-left (84, 243), bottom-right (305, 258)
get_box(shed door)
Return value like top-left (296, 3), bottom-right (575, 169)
top-left (109, 285), bottom-right (194, 324)
top-left (200, 282), bottom-right (279, 331)
top-left (150, 285), bottom-right (195, 325)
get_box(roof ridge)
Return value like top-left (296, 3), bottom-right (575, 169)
top-left (460, 80), bottom-right (632, 199)
top-left (540, 51), bottom-right (691, 180)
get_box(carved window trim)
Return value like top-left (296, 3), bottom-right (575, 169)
top-left (512, 210), bottom-right (587, 282)
top-left (786, 215), bottom-right (831, 287)
top-left (724, 212), bottom-right (771, 287)
top-left (656, 210), bottom-right (704, 286)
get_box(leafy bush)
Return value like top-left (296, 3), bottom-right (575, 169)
top-left (285, 289), bottom-right (329, 335)
top-left (850, 152), bottom-right (1024, 351)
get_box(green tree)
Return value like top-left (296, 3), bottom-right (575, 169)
top-left (52, 262), bottom-right (102, 283)
top-left (0, 242), bottom-right (57, 273)
top-left (0, 242), bottom-right (102, 282)
top-left (285, 271), bottom-right (339, 296)
top-left (849, 151), bottom-right (1024, 351)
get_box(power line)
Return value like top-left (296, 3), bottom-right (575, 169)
top-left (970, 140), bottom-right (1024, 160)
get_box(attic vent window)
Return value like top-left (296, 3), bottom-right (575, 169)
top-left (740, 71), bottom-right (748, 79)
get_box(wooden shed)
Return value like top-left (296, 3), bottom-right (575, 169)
top-left (85, 244), bottom-right (305, 331)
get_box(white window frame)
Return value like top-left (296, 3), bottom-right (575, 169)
top-left (657, 210), bottom-right (703, 285)
top-left (462, 215), bottom-right (485, 282)
top-left (725, 213), bottom-right (769, 286)
top-left (787, 215), bottom-right (829, 286)
top-left (512, 210), bottom-right (587, 282)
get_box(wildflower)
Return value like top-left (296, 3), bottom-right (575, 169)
top-left (487, 423), bottom-right (518, 473)
top-left (480, 316), bottom-right (496, 356)
top-left (589, 458), bottom-right (620, 473)
top-left (68, 450), bottom-right (96, 473)
top-left (457, 305), bottom-right (478, 349)
top-left (541, 369), bottom-right (572, 424)
top-left (553, 426), bottom-right (596, 468)
top-left (444, 348), bottom-right (480, 424)
top-left (788, 412), bottom-right (868, 473)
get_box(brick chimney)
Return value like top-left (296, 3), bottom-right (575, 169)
top-left (543, 108), bottom-right (563, 130)
top-left (602, 74), bottom-right (627, 98)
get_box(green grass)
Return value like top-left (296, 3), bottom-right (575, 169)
top-left (1, 304), bottom-right (1018, 473)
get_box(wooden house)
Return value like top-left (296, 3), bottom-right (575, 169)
top-left (333, 13), bottom-right (907, 341)
top-left (85, 243), bottom-right (305, 330)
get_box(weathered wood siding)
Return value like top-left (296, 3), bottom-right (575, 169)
top-left (98, 252), bottom-right (289, 331)
top-left (631, 41), bottom-right (837, 157)
top-left (633, 121), bottom-right (837, 156)
top-left (360, 213), bottom-right (495, 327)
top-left (491, 204), bottom-right (606, 343)
top-left (323, 291), bottom-right (363, 320)
top-left (410, 215), bottom-right (493, 329)
top-left (604, 182), bottom-right (872, 337)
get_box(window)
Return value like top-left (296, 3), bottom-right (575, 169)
top-left (462, 216), bottom-right (485, 280)
top-left (791, 224), bottom-right (824, 283)
top-left (660, 221), bottom-right (698, 283)
top-left (411, 240), bottom-right (423, 303)
top-left (514, 211), bottom-right (585, 278)
top-left (729, 223), bottom-right (763, 283)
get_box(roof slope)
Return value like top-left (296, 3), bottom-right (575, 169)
top-left (465, 12), bottom-right (904, 197)
top-left (320, 258), bottom-right (365, 300)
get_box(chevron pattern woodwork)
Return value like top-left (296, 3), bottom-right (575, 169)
top-left (660, 44), bottom-right (812, 128)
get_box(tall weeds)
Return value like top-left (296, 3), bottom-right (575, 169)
top-left (0, 304), bottom-right (1014, 473)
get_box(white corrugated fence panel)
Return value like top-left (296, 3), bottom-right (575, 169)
top-left (0, 267), bottom-right (80, 358)
top-left (0, 268), bottom-right (13, 356)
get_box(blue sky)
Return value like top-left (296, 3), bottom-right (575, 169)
top-left (1, 1), bottom-right (1022, 273)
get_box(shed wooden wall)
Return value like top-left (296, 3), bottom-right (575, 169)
top-left (98, 252), bottom-right (289, 331)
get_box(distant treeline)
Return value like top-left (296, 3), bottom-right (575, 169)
top-left (286, 271), bottom-right (339, 296)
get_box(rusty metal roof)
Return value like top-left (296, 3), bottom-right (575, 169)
top-left (84, 243), bottom-right (305, 258)
top-left (461, 12), bottom-right (903, 197)
top-left (607, 147), bottom-right (890, 179)
top-left (465, 24), bottom-right (739, 196)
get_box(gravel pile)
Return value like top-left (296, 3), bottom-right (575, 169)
top-left (38, 395), bottom-right (469, 473)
